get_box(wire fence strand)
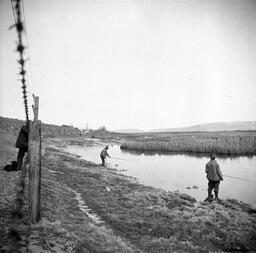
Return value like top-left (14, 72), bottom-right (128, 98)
top-left (7, 0), bottom-right (31, 252)
top-left (21, 0), bottom-right (34, 94)
top-left (10, 0), bottom-right (30, 125)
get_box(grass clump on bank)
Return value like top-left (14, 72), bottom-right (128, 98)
top-left (120, 131), bottom-right (256, 155)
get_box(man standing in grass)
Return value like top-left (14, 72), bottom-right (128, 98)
top-left (100, 145), bottom-right (111, 166)
top-left (205, 153), bottom-right (223, 202)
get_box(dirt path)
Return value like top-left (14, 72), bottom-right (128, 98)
top-left (66, 187), bottom-right (104, 225)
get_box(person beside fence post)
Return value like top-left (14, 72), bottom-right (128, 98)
top-left (205, 153), bottom-right (223, 202)
top-left (15, 122), bottom-right (29, 171)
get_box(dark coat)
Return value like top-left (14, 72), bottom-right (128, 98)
top-left (205, 160), bottom-right (223, 181)
top-left (100, 148), bottom-right (110, 159)
top-left (15, 125), bottom-right (29, 148)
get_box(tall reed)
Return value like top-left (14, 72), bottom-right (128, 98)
top-left (120, 134), bottom-right (256, 155)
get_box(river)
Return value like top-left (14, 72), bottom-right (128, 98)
top-left (65, 142), bottom-right (256, 207)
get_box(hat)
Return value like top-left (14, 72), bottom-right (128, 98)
top-left (210, 153), bottom-right (215, 159)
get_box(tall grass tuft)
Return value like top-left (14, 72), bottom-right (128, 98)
top-left (120, 132), bottom-right (256, 155)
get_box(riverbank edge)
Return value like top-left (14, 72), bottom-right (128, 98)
top-left (1, 133), bottom-right (256, 252)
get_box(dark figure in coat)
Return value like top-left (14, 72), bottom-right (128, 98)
top-left (100, 146), bottom-right (111, 166)
top-left (205, 153), bottom-right (223, 202)
top-left (15, 123), bottom-right (29, 171)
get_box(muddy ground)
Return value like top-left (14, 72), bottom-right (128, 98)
top-left (1, 130), bottom-right (256, 252)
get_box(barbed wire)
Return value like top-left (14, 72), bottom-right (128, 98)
top-left (10, 0), bottom-right (30, 125)
top-left (7, 0), bottom-right (31, 252)
top-left (21, 0), bottom-right (34, 95)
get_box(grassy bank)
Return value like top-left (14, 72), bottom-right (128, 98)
top-left (1, 130), bottom-right (256, 252)
top-left (0, 116), bottom-right (81, 137)
top-left (120, 131), bottom-right (256, 155)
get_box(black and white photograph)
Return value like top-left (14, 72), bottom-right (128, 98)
top-left (0, 0), bottom-right (256, 252)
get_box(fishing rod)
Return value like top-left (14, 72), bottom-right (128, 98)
top-left (110, 156), bottom-right (255, 183)
top-left (223, 174), bottom-right (256, 183)
top-left (110, 157), bottom-right (135, 163)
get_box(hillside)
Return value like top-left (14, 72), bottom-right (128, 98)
top-left (0, 116), bottom-right (81, 137)
top-left (113, 128), bottom-right (145, 133)
top-left (151, 121), bottom-right (256, 132)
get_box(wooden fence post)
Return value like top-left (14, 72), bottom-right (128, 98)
top-left (29, 94), bottom-right (41, 223)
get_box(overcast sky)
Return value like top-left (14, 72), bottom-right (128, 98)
top-left (0, 0), bottom-right (256, 130)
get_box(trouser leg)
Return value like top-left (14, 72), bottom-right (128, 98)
top-left (214, 181), bottom-right (220, 200)
top-left (207, 189), bottom-right (213, 201)
top-left (17, 148), bottom-right (26, 171)
top-left (214, 190), bottom-right (218, 199)
top-left (208, 182), bottom-right (213, 196)
top-left (101, 156), bottom-right (105, 166)
top-left (206, 181), bottom-right (214, 202)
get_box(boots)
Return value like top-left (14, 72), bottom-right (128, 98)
top-left (204, 191), bottom-right (213, 202)
top-left (214, 190), bottom-right (220, 202)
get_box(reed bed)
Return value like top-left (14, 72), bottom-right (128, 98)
top-left (120, 132), bottom-right (256, 155)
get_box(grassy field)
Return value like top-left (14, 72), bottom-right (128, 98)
top-left (1, 126), bottom-right (256, 252)
top-left (119, 131), bottom-right (256, 155)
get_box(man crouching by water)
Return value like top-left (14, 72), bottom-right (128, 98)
top-left (205, 153), bottom-right (223, 202)
top-left (100, 145), bottom-right (111, 166)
